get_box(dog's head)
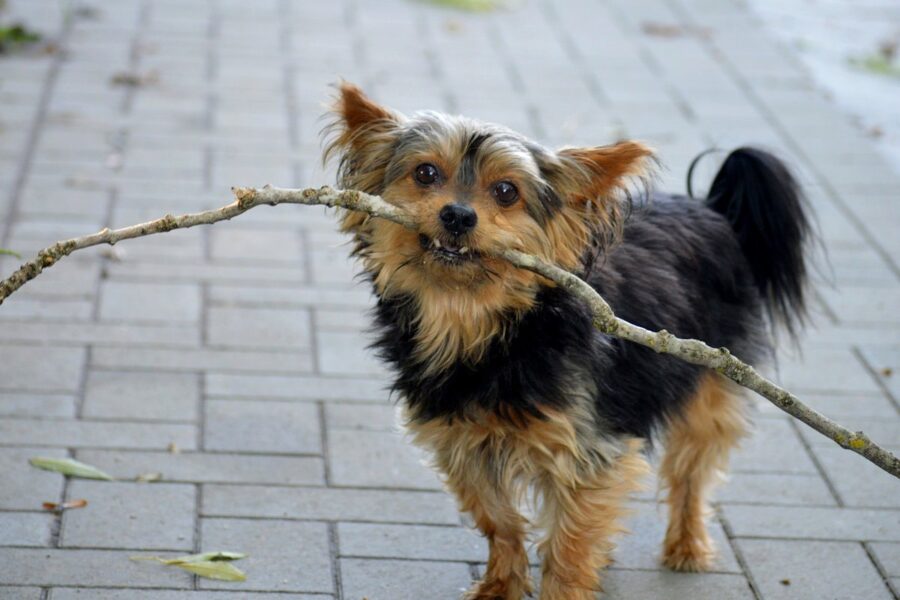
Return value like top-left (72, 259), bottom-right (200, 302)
top-left (324, 83), bottom-right (652, 368)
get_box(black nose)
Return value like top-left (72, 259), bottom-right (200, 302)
top-left (439, 203), bottom-right (477, 236)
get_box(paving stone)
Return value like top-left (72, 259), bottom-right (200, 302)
top-left (199, 518), bottom-right (332, 593)
top-left (869, 542), bottom-right (900, 577)
top-left (98, 281), bottom-right (201, 323)
top-left (738, 539), bottom-right (894, 600)
top-left (731, 417), bottom-right (818, 474)
top-left (202, 484), bottom-right (459, 524)
top-left (207, 306), bottom-right (311, 350)
top-left (0, 447), bottom-right (67, 511)
top-left (779, 347), bottom-right (881, 395)
top-left (601, 570), bottom-right (754, 600)
top-left (104, 261), bottom-right (307, 285)
top-left (77, 450), bottom-right (324, 486)
top-left (0, 344), bottom-right (86, 393)
top-left (205, 373), bottom-right (388, 402)
top-left (0, 512), bottom-right (54, 547)
top-left (0, 296), bottom-right (93, 320)
top-left (0, 393), bottom-right (76, 418)
top-left (341, 558), bottom-right (472, 600)
top-left (339, 523), bottom-right (485, 562)
top-left (92, 346), bottom-right (313, 374)
top-left (51, 590), bottom-right (325, 599)
top-left (205, 399), bottom-right (321, 454)
top-left (317, 330), bottom-right (386, 376)
top-left (815, 447), bottom-right (900, 508)
top-left (82, 371), bottom-right (200, 421)
top-left (61, 481), bottom-right (196, 550)
top-left (724, 505), bottom-right (900, 541)
top-left (209, 228), bottom-right (304, 261)
top-left (716, 472), bottom-right (837, 506)
top-left (0, 548), bottom-right (192, 587)
top-left (328, 429), bottom-right (442, 490)
top-left (0, 321), bottom-right (201, 347)
top-left (0, 587), bottom-right (43, 599)
top-left (613, 502), bottom-right (741, 573)
top-left (325, 403), bottom-right (400, 432)
top-left (209, 282), bottom-right (372, 309)
top-left (0, 419), bottom-right (197, 450)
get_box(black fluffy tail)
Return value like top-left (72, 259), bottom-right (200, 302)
top-left (706, 147), bottom-right (810, 338)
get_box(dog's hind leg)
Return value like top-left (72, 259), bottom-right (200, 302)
top-left (660, 372), bottom-right (748, 572)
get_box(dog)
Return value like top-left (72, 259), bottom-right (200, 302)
top-left (324, 83), bottom-right (809, 600)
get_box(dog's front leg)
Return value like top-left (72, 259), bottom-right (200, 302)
top-left (434, 448), bottom-right (532, 600)
top-left (535, 438), bottom-right (647, 600)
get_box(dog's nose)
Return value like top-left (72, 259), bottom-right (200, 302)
top-left (439, 204), bottom-right (477, 236)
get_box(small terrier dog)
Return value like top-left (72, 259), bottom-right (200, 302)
top-left (325, 83), bottom-right (809, 599)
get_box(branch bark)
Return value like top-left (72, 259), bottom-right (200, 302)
top-left (1, 184), bottom-right (897, 479)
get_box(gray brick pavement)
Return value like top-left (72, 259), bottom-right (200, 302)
top-left (0, 0), bottom-right (898, 598)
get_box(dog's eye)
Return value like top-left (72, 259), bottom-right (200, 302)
top-left (414, 163), bottom-right (440, 185)
top-left (492, 181), bottom-right (519, 206)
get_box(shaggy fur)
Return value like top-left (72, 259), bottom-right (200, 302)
top-left (323, 83), bottom-right (809, 599)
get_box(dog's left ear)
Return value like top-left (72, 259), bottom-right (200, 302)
top-left (556, 141), bottom-right (654, 199)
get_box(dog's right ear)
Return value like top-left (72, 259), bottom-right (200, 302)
top-left (335, 82), bottom-right (398, 133)
top-left (324, 83), bottom-right (402, 195)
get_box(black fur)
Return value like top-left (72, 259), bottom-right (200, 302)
top-left (370, 150), bottom-right (808, 438)
top-left (706, 147), bottom-right (809, 338)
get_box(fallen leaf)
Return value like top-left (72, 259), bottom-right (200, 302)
top-left (641, 21), bottom-right (711, 39)
top-left (780, 578), bottom-right (791, 585)
top-left (175, 560), bottom-right (246, 581)
top-left (42, 499), bottom-right (88, 512)
top-left (29, 457), bottom-right (114, 480)
top-left (881, 367), bottom-right (893, 377)
top-left (110, 70), bottom-right (158, 88)
top-left (422, 0), bottom-right (503, 12)
top-left (130, 552), bottom-right (248, 581)
top-left (167, 442), bottom-right (180, 454)
top-left (135, 472), bottom-right (162, 483)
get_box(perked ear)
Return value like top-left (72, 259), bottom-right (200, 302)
top-left (557, 141), bottom-right (654, 197)
top-left (333, 81), bottom-right (399, 135)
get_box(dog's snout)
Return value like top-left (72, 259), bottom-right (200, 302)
top-left (439, 204), bottom-right (477, 236)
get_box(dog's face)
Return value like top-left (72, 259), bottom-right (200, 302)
top-left (324, 83), bottom-right (652, 367)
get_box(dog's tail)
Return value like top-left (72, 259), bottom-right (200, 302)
top-left (705, 147), bottom-right (810, 338)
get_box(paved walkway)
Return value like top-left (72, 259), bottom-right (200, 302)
top-left (0, 0), bottom-right (898, 599)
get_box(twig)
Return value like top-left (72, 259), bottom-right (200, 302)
top-left (1, 185), bottom-right (897, 479)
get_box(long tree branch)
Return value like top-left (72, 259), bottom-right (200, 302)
top-left (1, 184), bottom-right (897, 479)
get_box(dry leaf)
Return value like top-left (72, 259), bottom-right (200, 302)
top-left (42, 499), bottom-right (88, 512)
top-left (135, 472), bottom-right (162, 483)
top-left (167, 442), bottom-right (180, 454)
top-left (29, 457), bottom-right (114, 480)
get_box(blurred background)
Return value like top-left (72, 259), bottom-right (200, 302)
top-left (0, 1), bottom-right (898, 599)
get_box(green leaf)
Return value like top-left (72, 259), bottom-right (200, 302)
top-left (162, 551), bottom-right (247, 564)
top-left (420, 0), bottom-right (503, 12)
top-left (0, 248), bottom-right (21, 259)
top-left (29, 457), bottom-right (114, 480)
top-left (174, 560), bottom-right (246, 581)
top-left (130, 554), bottom-right (247, 581)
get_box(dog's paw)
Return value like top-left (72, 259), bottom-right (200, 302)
top-left (464, 577), bottom-right (532, 600)
top-left (662, 537), bottom-right (716, 572)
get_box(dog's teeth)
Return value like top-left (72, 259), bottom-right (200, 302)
top-left (460, 247), bottom-right (469, 254)
top-left (432, 238), bottom-right (441, 248)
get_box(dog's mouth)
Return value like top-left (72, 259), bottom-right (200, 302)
top-left (418, 233), bottom-right (480, 265)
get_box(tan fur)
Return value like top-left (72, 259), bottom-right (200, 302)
top-left (536, 438), bottom-right (648, 599)
top-left (325, 83), bottom-right (654, 373)
top-left (405, 405), bottom-right (648, 600)
top-left (659, 372), bottom-right (749, 572)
